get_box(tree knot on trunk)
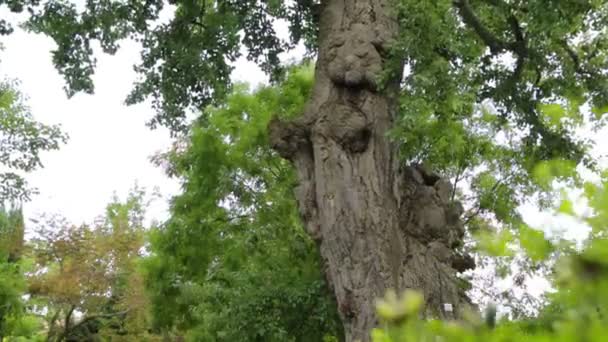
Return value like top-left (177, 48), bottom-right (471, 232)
top-left (451, 252), bottom-right (476, 272)
top-left (413, 163), bottom-right (442, 186)
top-left (399, 164), bottom-right (471, 272)
top-left (317, 102), bottom-right (372, 154)
top-left (326, 22), bottom-right (387, 91)
top-left (268, 116), bottom-right (312, 161)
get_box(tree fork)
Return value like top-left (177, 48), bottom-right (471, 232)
top-left (269, 1), bottom-right (474, 340)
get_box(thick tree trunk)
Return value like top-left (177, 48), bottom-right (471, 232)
top-left (270, 1), bottom-right (474, 341)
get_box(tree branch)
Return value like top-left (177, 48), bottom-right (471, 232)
top-left (452, 0), bottom-right (508, 54)
top-left (63, 305), bottom-right (76, 338)
top-left (480, 0), bottom-right (526, 53)
top-left (65, 309), bottom-right (132, 337)
top-left (454, 0), bottom-right (531, 96)
top-left (45, 310), bottom-right (61, 342)
top-left (451, 164), bottom-right (465, 202)
top-left (464, 178), bottom-right (505, 224)
top-left (560, 40), bottom-right (592, 76)
top-left (493, 53), bottom-right (526, 97)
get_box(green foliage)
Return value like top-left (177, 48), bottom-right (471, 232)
top-left (1, 0), bottom-right (604, 217)
top-left (389, 0), bottom-right (607, 224)
top-left (0, 75), bottom-right (64, 338)
top-left (25, 188), bottom-right (158, 341)
top-left (382, 1), bottom-right (608, 310)
top-left (2, 314), bottom-right (45, 340)
top-left (371, 171), bottom-right (608, 342)
top-left (0, 207), bottom-right (28, 339)
top-left (144, 65), bottom-right (342, 340)
top-left (0, 258), bottom-right (26, 338)
top-left (8, 0), bottom-right (320, 132)
top-left (519, 224), bottom-right (552, 262)
top-left (0, 206), bottom-right (24, 261)
top-left (474, 229), bottom-right (514, 258)
top-left (0, 80), bottom-right (67, 202)
top-left (4, 0), bottom-right (606, 292)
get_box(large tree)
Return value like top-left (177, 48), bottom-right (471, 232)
top-left (3, 0), bottom-right (608, 340)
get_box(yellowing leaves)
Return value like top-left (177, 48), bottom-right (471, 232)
top-left (25, 189), bottom-right (152, 340)
top-left (376, 289), bottom-right (424, 322)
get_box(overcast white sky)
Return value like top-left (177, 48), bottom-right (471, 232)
top-left (0, 33), bottom-right (173, 224)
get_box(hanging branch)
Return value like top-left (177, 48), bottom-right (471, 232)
top-left (453, 0), bottom-right (530, 93)
top-left (452, 0), bottom-right (509, 54)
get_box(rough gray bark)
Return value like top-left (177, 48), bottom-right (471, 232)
top-left (269, 1), bottom-right (474, 340)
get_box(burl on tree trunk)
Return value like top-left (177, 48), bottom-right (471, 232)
top-left (269, 1), bottom-right (474, 341)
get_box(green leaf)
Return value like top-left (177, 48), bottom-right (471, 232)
top-left (592, 105), bottom-right (608, 120)
top-left (558, 199), bottom-right (575, 216)
top-left (476, 229), bottom-right (514, 257)
top-left (539, 103), bottom-right (567, 128)
top-left (519, 225), bottom-right (552, 262)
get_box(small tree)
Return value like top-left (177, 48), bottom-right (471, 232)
top-left (28, 190), bottom-right (156, 341)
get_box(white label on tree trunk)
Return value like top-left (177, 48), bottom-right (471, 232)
top-left (443, 303), bottom-right (453, 312)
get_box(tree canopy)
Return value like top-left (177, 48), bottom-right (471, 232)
top-left (2, 0), bottom-right (606, 239)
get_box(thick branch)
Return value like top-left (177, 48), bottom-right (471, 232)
top-left (66, 309), bottom-right (131, 337)
top-left (453, 0), bottom-right (509, 54)
top-left (62, 305), bottom-right (76, 341)
top-left (560, 40), bottom-right (591, 76)
top-left (480, 0), bottom-right (526, 53)
top-left (46, 310), bottom-right (61, 342)
top-left (507, 16), bottom-right (525, 50)
top-left (268, 117), bottom-right (312, 161)
top-left (267, 116), bottom-right (319, 239)
top-left (454, 0), bottom-right (530, 96)
top-left (452, 1), bottom-right (528, 56)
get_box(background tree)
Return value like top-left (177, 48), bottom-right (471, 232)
top-left (28, 189), bottom-right (158, 342)
top-left (0, 79), bottom-right (67, 202)
top-left (1, 0), bottom-right (607, 340)
top-left (0, 76), bottom-right (66, 340)
top-left (144, 65), bottom-right (343, 341)
top-left (0, 206), bottom-right (27, 341)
